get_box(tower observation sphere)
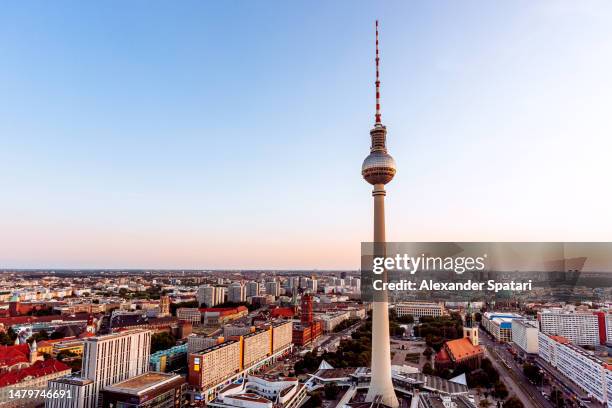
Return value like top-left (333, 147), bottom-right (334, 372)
top-left (361, 126), bottom-right (396, 185)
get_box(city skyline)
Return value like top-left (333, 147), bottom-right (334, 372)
top-left (2, 1), bottom-right (612, 269)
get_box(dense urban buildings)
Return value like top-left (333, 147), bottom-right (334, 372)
top-left (0, 268), bottom-right (609, 408)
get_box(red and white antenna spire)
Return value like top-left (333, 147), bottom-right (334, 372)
top-left (375, 20), bottom-right (382, 125)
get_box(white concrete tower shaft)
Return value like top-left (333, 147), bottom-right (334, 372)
top-left (365, 184), bottom-right (399, 407)
top-left (361, 21), bottom-right (399, 408)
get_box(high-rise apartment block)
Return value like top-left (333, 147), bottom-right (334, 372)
top-left (196, 285), bottom-right (226, 308)
top-left (188, 340), bottom-right (242, 391)
top-left (538, 309), bottom-right (604, 346)
top-left (245, 281), bottom-right (260, 298)
top-left (538, 333), bottom-right (610, 405)
top-left (188, 321), bottom-right (293, 402)
top-left (511, 318), bottom-right (539, 354)
top-left (227, 283), bottom-right (246, 303)
top-left (265, 281), bottom-right (280, 297)
top-left (47, 329), bottom-right (152, 408)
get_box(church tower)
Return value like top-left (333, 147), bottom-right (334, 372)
top-left (463, 302), bottom-right (479, 346)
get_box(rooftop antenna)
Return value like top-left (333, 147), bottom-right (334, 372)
top-left (375, 20), bottom-right (382, 126)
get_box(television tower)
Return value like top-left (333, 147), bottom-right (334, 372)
top-left (362, 21), bottom-right (399, 407)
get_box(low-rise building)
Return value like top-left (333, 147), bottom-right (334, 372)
top-left (101, 372), bottom-right (186, 408)
top-left (210, 375), bottom-right (307, 408)
top-left (149, 344), bottom-right (187, 372)
top-left (395, 302), bottom-right (445, 321)
top-left (318, 311), bottom-right (351, 333)
top-left (292, 322), bottom-right (322, 347)
top-left (176, 308), bottom-right (201, 325)
top-left (52, 339), bottom-right (85, 357)
top-left (0, 359), bottom-right (71, 408)
top-left (200, 307), bottom-right (248, 327)
top-left (481, 312), bottom-right (522, 342)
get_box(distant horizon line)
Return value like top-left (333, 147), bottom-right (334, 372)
top-left (0, 268), bottom-right (358, 273)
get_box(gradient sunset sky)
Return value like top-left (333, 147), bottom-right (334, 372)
top-left (1, 1), bottom-right (612, 269)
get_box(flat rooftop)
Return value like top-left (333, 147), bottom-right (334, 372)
top-left (52, 376), bottom-right (93, 386)
top-left (86, 328), bottom-right (150, 342)
top-left (104, 372), bottom-right (181, 395)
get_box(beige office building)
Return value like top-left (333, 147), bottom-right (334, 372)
top-left (242, 329), bottom-right (271, 368)
top-left (188, 341), bottom-right (241, 390)
top-left (272, 321), bottom-right (292, 352)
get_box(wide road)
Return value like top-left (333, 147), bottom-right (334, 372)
top-left (317, 320), bottom-right (364, 351)
top-left (479, 328), bottom-right (550, 408)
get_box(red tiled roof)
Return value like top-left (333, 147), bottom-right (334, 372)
top-left (550, 335), bottom-right (570, 344)
top-left (0, 344), bottom-right (30, 369)
top-left (0, 359), bottom-right (70, 387)
top-left (199, 306), bottom-right (248, 316)
top-left (0, 313), bottom-right (91, 327)
top-left (435, 347), bottom-right (451, 362)
top-left (445, 338), bottom-right (483, 361)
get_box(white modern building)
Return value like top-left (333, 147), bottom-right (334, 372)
top-left (265, 281), bottom-right (280, 297)
top-left (481, 312), bottom-right (522, 343)
top-left (46, 376), bottom-right (94, 408)
top-left (538, 332), bottom-right (610, 405)
top-left (228, 283), bottom-right (246, 303)
top-left (538, 309), bottom-right (602, 346)
top-left (197, 285), bottom-right (226, 307)
top-left (246, 281), bottom-right (260, 298)
top-left (511, 318), bottom-right (539, 354)
top-left (210, 375), bottom-right (307, 408)
top-left (47, 329), bottom-right (152, 408)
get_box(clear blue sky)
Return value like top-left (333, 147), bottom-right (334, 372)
top-left (1, 1), bottom-right (611, 269)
